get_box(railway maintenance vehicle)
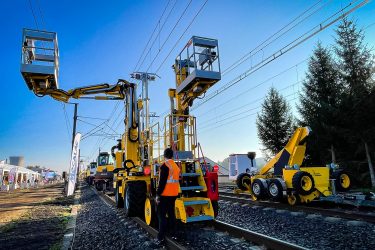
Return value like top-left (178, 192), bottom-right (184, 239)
top-left (93, 151), bottom-right (115, 191)
top-left (85, 161), bottom-right (97, 185)
top-left (235, 127), bottom-right (351, 205)
top-left (20, 29), bottom-right (221, 225)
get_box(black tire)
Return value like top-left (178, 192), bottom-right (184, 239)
top-left (333, 170), bottom-right (351, 192)
top-left (251, 179), bottom-right (268, 199)
top-left (212, 200), bottom-right (219, 217)
top-left (268, 179), bottom-right (284, 201)
top-left (95, 182), bottom-right (103, 191)
top-left (236, 173), bottom-right (251, 191)
top-left (292, 171), bottom-right (315, 195)
top-left (124, 181), bottom-right (147, 218)
top-left (115, 184), bottom-right (124, 208)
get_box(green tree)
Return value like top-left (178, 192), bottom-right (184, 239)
top-left (256, 87), bottom-right (293, 158)
top-left (298, 42), bottom-right (342, 164)
top-left (335, 18), bottom-right (375, 187)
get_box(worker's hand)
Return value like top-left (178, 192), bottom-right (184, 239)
top-left (155, 195), bottom-right (160, 205)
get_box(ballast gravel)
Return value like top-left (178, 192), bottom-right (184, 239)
top-left (73, 186), bottom-right (258, 249)
top-left (72, 186), bottom-right (157, 250)
top-left (217, 200), bottom-right (375, 250)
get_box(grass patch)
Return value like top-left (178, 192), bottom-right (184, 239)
top-left (0, 221), bottom-right (16, 233)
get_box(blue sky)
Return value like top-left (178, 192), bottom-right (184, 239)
top-left (0, 0), bottom-right (374, 173)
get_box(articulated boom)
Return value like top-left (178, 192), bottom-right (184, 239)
top-left (259, 127), bottom-right (310, 175)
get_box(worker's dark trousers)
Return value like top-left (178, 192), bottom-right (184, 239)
top-left (157, 196), bottom-right (177, 240)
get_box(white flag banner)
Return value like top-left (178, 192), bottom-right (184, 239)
top-left (0, 168), bottom-right (3, 186)
top-left (67, 133), bottom-right (81, 196)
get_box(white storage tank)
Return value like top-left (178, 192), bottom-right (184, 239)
top-left (9, 156), bottom-right (25, 167)
top-left (229, 152), bottom-right (257, 181)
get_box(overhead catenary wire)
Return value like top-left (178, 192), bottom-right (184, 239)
top-left (221, 0), bottom-right (328, 77)
top-left (194, 58), bottom-right (309, 118)
top-left (155, 0), bottom-right (324, 121)
top-left (134, 0), bottom-right (175, 72)
top-left (155, 0), bottom-right (209, 74)
top-left (36, 0), bottom-right (46, 30)
top-left (89, 1), bottom-right (183, 155)
top-left (144, 0), bottom-right (194, 72)
top-left (198, 87), bottom-right (301, 130)
top-left (28, 0), bottom-right (40, 30)
top-left (192, 0), bottom-right (367, 111)
top-left (199, 94), bottom-right (299, 135)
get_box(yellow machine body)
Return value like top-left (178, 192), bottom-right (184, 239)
top-left (234, 127), bottom-right (342, 205)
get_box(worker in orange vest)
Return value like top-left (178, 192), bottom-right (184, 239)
top-left (155, 148), bottom-right (180, 246)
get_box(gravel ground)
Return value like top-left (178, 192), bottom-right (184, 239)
top-left (72, 186), bottom-right (158, 250)
top-left (172, 222), bottom-right (258, 250)
top-left (74, 186), bottom-right (259, 250)
top-left (217, 200), bottom-right (375, 250)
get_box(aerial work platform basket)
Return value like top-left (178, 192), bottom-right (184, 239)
top-left (20, 29), bottom-right (59, 91)
top-left (174, 36), bottom-right (221, 96)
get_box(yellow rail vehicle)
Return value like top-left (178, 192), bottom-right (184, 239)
top-left (86, 161), bottom-right (97, 185)
top-left (94, 152), bottom-right (115, 191)
top-left (236, 127), bottom-right (351, 205)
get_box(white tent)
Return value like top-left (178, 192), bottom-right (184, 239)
top-left (0, 163), bottom-right (41, 191)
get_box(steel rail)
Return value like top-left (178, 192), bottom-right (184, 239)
top-left (219, 190), bottom-right (375, 224)
top-left (211, 220), bottom-right (307, 250)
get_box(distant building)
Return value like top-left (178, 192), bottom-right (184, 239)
top-left (9, 156), bottom-right (24, 167)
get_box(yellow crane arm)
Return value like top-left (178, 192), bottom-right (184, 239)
top-left (32, 81), bottom-right (127, 102)
top-left (259, 127), bottom-right (310, 175)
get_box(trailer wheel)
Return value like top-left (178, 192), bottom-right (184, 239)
top-left (95, 182), bottom-right (103, 191)
top-left (124, 181), bottom-right (146, 218)
top-left (268, 179), bottom-right (284, 201)
top-left (144, 197), bottom-right (158, 227)
top-left (333, 170), bottom-right (351, 191)
top-left (251, 179), bottom-right (268, 199)
top-left (236, 173), bottom-right (251, 191)
top-left (115, 184), bottom-right (124, 208)
top-left (292, 171), bottom-right (315, 195)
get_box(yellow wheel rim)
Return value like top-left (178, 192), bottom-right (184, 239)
top-left (287, 194), bottom-right (297, 206)
top-left (340, 174), bottom-right (350, 188)
top-left (301, 176), bottom-right (313, 191)
top-left (145, 198), bottom-right (152, 225)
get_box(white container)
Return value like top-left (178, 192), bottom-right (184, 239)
top-left (229, 154), bottom-right (258, 181)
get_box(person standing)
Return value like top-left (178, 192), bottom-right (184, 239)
top-left (155, 148), bottom-right (180, 246)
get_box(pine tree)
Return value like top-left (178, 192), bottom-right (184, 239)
top-left (256, 87), bottom-right (293, 158)
top-left (335, 18), bottom-right (375, 187)
top-left (298, 42), bottom-right (342, 164)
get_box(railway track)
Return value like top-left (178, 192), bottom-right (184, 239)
top-left (219, 189), bottom-right (375, 224)
top-left (92, 187), bottom-right (305, 250)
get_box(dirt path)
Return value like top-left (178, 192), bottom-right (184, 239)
top-left (0, 183), bottom-right (74, 250)
top-left (0, 183), bottom-right (64, 224)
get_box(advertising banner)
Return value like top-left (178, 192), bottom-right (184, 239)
top-left (67, 133), bottom-right (81, 196)
top-left (0, 168), bottom-right (3, 186)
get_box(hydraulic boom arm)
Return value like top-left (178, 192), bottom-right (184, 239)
top-left (259, 127), bottom-right (310, 176)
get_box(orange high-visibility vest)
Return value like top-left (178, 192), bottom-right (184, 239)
top-left (161, 159), bottom-right (180, 196)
